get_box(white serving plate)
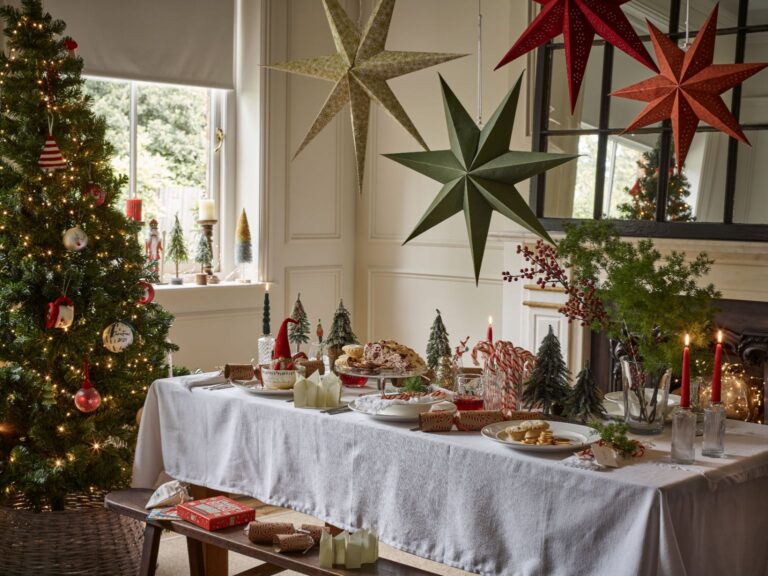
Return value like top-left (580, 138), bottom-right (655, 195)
top-left (602, 399), bottom-right (678, 423)
top-left (231, 380), bottom-right (294, 397)
top-left (481, 420), bottom-right (600, 453)
top-left (604, 391), bottom-right (681, 410)
top-left (347, 394), bottom-right (445, 422)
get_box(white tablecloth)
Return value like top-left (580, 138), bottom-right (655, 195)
top-left (133, 374), bottom-right (768, 576)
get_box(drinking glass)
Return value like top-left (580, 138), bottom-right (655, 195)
top-left (454, 373), bottom-right (484, 411)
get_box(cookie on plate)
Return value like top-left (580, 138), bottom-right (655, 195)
top-left (342, 344), bottom-right (364, 359)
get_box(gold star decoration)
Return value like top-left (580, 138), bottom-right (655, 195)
top-left (266, 0), bottom-right (466, 192)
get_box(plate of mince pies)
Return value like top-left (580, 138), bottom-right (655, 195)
top-left (481, 420), bottom-right (600, 453)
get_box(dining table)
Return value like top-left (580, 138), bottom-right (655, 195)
top-left (132, 372), bottom-right (768, 576)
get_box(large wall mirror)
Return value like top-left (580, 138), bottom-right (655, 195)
top-left (530, 0), bottom-right (768, 240)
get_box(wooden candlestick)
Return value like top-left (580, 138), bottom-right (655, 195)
top-left (198, 219), bottom-right (217, 276)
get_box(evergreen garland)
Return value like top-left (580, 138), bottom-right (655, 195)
top-left (522, 326), bottom-right (570, 414)
top-left (0, 0), bottom-right (175, 510)
top-left (426, 309), bottom-right (450, 371)
top-left (564, 364), bottom-right (606, 423)
top-left (165, 214), bottom-right (188, 278)
top-left (326, 300), bottom-right (358, 348)
top-left (288, 293), bottom-right (310, 352)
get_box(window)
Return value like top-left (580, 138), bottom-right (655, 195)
top-left (531, 0), bottom-right (768, 240)
top-left (83, 78), bottom-right (225, 274)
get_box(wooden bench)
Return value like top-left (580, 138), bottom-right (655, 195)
top-left (105, 489), bottom-right (438, 576)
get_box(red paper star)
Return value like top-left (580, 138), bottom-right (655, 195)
top-left (611, 4), bottom-right (767, 171)
top-left (495, 0), bottom-right (657, 112)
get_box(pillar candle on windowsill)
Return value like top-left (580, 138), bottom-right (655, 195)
top-left (125, 198), bottom-right (142, 222)
top-left (198, 198), bottom-right (216, 221)
top-left (712, 330), bottom-right (723, 403)
top-left (487, 316), bottom-right (493, 342)
top-left (680, 334), bottom-right (691, 408)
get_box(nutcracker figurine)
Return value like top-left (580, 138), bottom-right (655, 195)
top-left (145, 219), bottom-right (162, 274)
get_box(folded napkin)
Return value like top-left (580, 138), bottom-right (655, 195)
top-left (178, 371), bottom-right (227, 390)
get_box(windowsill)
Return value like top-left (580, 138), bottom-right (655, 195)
top-left (154, 280), bottom-right (266, 291)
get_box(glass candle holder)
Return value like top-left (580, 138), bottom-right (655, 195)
top-left (671, 406), bottom-right (696, 464)
top-left (702, 402), bottom-right (726, 458)
top-left (258, 334), bottom-right (275, 366)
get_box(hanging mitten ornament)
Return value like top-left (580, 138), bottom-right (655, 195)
top-left (63, 226), bottom-right (88, 251)
top-left (39, 118), bottom-right (67, 171)
top-left (86, 181), bottom-right (106, 206)
top-left (74, 359), bottom-right (101, 413)
top-left (272, 318), bottom-right (297, 370)
top-left (137, 281), bottom-right (155, 305)
top-left (103, 321), bottom-right (134, 353)
top-left (63, 38), bottom-right (78, 57)
top-left (45, 295), bottom-right (74, 330)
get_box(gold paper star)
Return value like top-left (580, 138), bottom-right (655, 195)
top-left (267, 0), bottom-right (466, 192)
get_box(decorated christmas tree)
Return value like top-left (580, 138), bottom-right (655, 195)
top-left (426, 309), bottom-right (450, 371)
top-left (166, 213), bottom-right (188, 283)
top-left (326, 300), bottom-right (358, 371)
top-left (617, 138), bottom-right (693, 222)
top-left (327, 300), bottom-right (358, 348)
top-left (235, 208), bottom-right (252, 265)
top-left (0, 0), bottom-right (174, 511)
top-left (288, 293), bottom-right (310, 353)
top-left (194, 231), bottom-right (212, 273)
top-left (522, 326), bottom-right (570, 415)
top-left (564, 364), bottom-right (605, 423)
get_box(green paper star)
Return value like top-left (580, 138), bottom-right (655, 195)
top-left (266, 0), bottom-right (465, 192)
top-left (385, 73), bottom-right (578, 283)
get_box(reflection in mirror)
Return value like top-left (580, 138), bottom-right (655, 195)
top-left (547, 47), bottom-right (603, 131)
top-left (544, 135), bottom-right (595, 218)
top-left (735, 130), bottom-right (768, 224)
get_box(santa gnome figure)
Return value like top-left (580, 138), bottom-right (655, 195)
top-left (271, 317), bottom-right (308, 370)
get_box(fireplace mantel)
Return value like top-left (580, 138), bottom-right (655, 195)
top-left (493, 230), bottom-right (768, 371)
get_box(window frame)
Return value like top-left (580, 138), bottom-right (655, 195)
top-left (84, 76), bottom-right (231, 273)
top-left (530, 0), bottom-right (768, 241)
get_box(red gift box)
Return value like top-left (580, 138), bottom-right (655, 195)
top-left (177, 496), bottom-right (255, 531)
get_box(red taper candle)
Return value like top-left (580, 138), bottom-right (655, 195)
top-left (487, 316), bottom-right (493, 342)
top-left (711, 330), bottom-right (723, 404)
top-left (680, 334), bottom-right (690, 408)
top-left (126, 198), bottom-right (142, 222)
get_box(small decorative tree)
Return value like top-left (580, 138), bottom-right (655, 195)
top-left (326, 300), bottom-right (358, 371)
top-left (288, 293), bottom-right (310, 353)
top-left (522, 326), bottom-right (570, 415)
top-left (426, 309), bottom-right (451, 371)
top-left (617, 137), bottom-right (693, 222)
top-left (166, 214), bottom-right (188, 284)
top-left (194, 231), bottom-right (212, 274)
top-left (564, 364), bottom-right (605, 423)
top-left (235, 208), bottom-right (252, 277)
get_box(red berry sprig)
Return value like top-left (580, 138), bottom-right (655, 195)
top-left (502, 240), bottom-right (609, 328)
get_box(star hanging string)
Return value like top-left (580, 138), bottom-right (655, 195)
top-left (267, 0), bottom-right (465, 192)
top-left (495, 0), bottom-right (657, 112)
top-left (611, 4), bottom-right (767, 171)
top-left (385, 74), bottom-right (577, 283)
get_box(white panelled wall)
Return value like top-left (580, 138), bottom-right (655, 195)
top-left (258, 0), bottom-right (538, 362)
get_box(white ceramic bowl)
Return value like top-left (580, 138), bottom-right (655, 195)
top-left (259, 366), bottom-right (300, 390)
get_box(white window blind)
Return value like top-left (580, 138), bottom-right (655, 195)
top-left (44, 0), bottom-right (235, 89)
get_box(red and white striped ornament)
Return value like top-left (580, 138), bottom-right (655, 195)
top-left (39, 131), bottom-right (66, 171)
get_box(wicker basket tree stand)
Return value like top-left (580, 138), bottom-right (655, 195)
top-left (0, 492), bottom-right (143, 576)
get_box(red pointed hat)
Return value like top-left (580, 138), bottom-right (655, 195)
top-left (273, 317), bottom-right (297, 360)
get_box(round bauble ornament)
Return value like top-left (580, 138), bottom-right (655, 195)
top-left (74, 360), bottom-right (101, 413)
top-left (63, 226), bottom-right (88, 251)
top-left (103, 321), bottom-right (134, 353)
top-left (137, 281), bottom-right (155, 305)
top-left (45, 295), bottom-right (74, 330)
top-left (86, 181), bottom-right (106, 206)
